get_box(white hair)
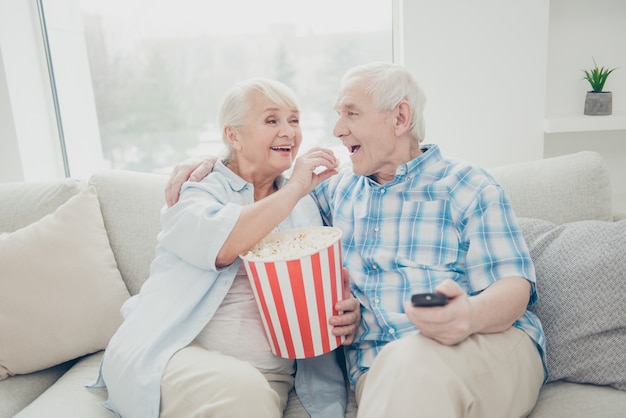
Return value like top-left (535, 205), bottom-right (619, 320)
top-left (340, 62), bottom-right (426, 143)
top-left (217, 78), bottom-right (300, 160)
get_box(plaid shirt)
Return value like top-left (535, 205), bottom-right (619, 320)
top-left (312, 144), bottom-right (547, 386)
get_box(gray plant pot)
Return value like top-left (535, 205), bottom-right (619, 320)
top-left (584, 91), bottom-right (612, 116)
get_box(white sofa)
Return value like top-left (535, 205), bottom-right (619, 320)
top-left (1, 151), bottom-right (625, 418)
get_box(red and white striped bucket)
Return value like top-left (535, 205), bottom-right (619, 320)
top-left (240, 226), bottom-right (344, 359)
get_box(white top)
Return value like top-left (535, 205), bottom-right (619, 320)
top-left (193, 265), bottom-right (295, 374)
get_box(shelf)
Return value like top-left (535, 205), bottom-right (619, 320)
top-left (544, 112), bottom-right (626, 133)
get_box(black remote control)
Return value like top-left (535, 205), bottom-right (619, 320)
top-left (411, 293), bottom-right (448, 307)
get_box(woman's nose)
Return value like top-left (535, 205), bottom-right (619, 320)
top-left (279, 124), bottom-right (296, 138)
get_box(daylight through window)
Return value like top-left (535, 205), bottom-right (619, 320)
top-left (43, 0), bottom-right (393, 174)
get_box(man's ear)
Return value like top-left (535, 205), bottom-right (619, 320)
top-left (393, 100), bottom-right (412, 135)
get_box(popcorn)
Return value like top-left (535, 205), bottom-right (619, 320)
top-left (242, 226), bottom-right (342, 261)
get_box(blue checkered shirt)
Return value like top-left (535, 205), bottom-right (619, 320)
top-left (312, 144), bottom-right (547, 386)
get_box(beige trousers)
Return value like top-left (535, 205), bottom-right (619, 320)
top-left (355, 328), bottom-right (544, 418)
top-left (160, 344), bottom-right (293, 418)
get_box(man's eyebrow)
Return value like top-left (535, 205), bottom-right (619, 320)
top-left (335, 102), bottom-right (357, 111)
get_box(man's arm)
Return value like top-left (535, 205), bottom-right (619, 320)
top-left (404, 276), bottom-right (530, 346)
top-left (165, 156), bottom-right (218, 207)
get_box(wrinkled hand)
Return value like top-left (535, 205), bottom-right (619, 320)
top-left (287, 147), bottom-right (339, 196)
top-left (165, 155), bottom-right (218, 207)
top-left (404, 279), bottom-right (472, 346)
top-left (329, 268), bottom-right (360, 345)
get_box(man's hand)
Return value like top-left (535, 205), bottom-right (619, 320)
top-left (405, 277), bottom-right (530, 346)
top-left (329, 268), bottom-right (360, 345)
top-left (404, 279), bottom-right (472, 346)
top-left (165, 156), bottom-right (218, 207)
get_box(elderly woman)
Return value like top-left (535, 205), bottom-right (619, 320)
top-left (93, 78), bottom-right (359, 418)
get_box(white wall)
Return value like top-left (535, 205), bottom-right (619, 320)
top-left (544, 0), bottom-right (626, 209)
top-left (401, 0), bottom-right (625, 212)
top-left (402, 0), bottom-right (550, 169)
top-left (546, 0), bottom-right (625, 116)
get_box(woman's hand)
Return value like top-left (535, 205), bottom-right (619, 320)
top-left (165, 155), bottom-right (218, 207)
top-left (329, 268), bottom-right (361, 345)
top-left (286, 147), bottom-right (339, 196)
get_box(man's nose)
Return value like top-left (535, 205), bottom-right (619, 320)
top-left (333, 117), bottom-right (348, 139)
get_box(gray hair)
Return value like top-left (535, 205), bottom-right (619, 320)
top-left (218, 78), bottom-right (300, 160)
top-left (340, 62), bottom-right (426, 144)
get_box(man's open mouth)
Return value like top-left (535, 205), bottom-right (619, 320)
top-left (348, 145), bottom-right (361, 155)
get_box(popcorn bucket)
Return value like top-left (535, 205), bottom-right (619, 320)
top-left (240, 226), bottom-right (344, 359)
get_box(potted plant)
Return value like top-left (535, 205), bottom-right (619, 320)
top-left (582, 58), bottom-right (617, 116)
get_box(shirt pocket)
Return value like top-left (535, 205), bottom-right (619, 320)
top-left (396, 197), bottom-right (460, 268)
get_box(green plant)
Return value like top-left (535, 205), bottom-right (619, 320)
top-left (582, 58), bottom-right (617, 92)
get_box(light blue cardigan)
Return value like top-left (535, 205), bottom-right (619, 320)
top-left (92, 162), bottom-right (347, 418)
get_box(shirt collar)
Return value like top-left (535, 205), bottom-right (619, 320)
top-left (213, 160), bottom-right (286, 192)
top-left (367, 143), bottom-right (441, 185)
top-left (402, 143), bottom-right (442, 175)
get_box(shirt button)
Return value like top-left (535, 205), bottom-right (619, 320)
top-left (389, 329), bottom-right (395, 334)
top-left (380, 189), bottom-right (386, 194)
top-left (374, 298), bottom-right (380, 304)
top-left (372, 265), bottom-right (378, 270)
top-left (374, 227), bottom-right (379, 232)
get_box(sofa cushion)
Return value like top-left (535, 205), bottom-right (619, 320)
top-left (488, 151), bottom-right (613, 224)
top-left (89, 170), bottom-right (168, 295)
top-left (12, 352), bottom-right (110, 418)
top-left (0, 360), bottom-right (75, 418)
top-left (0, 178), bottom-right (85, 233)
top-left (527, 381), bottom-right (626, 418)
top-left (520, 218), bottom-right (626, 390)
top-left (0, 187), bottom-right (130, 380)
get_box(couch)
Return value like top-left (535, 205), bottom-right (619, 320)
top-left (1, 150), bottom-right (624, 418)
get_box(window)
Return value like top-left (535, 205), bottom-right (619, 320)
top-left (41, 0), bottom-right (395, 176)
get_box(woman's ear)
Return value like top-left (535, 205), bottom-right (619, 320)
top-left (224, 125), bottom-right (241, 150)
top-left (393, 100), bottom-right (412, 135)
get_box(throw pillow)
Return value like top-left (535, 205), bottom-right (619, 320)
top-left (0, 186), bottom-right (130, 380)
top-left (519, 218), bottom-right (626, 390)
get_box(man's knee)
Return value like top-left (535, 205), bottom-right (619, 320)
top-left (376, 333), bottom-right (442, 367)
